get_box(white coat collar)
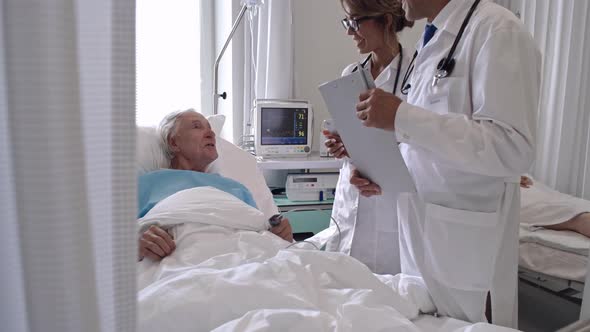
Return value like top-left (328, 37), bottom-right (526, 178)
top-left (414, 0), bottom-right (480, 52)
top-left (432, 0), bottom-right (477, 37)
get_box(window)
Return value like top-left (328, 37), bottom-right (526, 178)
top-left (136, 0), bottom-right (202, 127)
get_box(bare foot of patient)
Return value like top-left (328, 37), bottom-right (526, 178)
top-left (544, 213), bottom-right (590, 237)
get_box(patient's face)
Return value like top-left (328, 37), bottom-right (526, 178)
top-left (170, 112), bottom-right (218, 171)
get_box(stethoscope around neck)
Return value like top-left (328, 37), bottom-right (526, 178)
top-left (401, 0), bottom-right (481, 95)
top-left (352, 42), bottom-right (404, 95)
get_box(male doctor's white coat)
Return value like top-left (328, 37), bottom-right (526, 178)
top-left (395, 0), bottom-right (540, 327)
top-left (325, 51), bottom-right (411, 275)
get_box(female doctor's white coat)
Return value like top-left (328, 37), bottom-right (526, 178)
top-left (395, 0), bottom-right (540, 328)
top-left (325, 51), bottom-right (411, 275)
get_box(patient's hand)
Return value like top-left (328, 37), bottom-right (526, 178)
top-left (139, 225), bottom-right (176, 261)
top-left (520, 176), bottom-right (533, 188)
top-left (270, 217), bottom-right (294, 242)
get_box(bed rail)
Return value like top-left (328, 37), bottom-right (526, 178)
top-left (557, 320), bottom-right (590, 332)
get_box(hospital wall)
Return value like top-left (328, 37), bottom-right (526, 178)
top-left (292, 0), bottom-right (427, 152)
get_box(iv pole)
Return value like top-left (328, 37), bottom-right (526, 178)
top-left (213, 4), bottom-right (249, 115)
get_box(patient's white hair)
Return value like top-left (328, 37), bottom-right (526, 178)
top-left (158, 108), bottom-right (198, 160)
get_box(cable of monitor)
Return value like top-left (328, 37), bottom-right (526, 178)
top-left (276, 207), bottom-right (342, 251)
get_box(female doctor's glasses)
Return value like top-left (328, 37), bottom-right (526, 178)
top-left (341, 15), bottom-right (383, 32)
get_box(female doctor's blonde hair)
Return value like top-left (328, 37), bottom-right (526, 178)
top-left (340, 0), bottom-right (414, 50)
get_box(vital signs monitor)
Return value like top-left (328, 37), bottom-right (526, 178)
top-left (254, 99), bottom-right (313, 157)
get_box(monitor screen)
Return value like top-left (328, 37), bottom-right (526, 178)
top-left (260, 107), bottom-right (308, 145)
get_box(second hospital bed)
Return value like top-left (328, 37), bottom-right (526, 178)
top-left (519, 179), bottom-right (590, 300)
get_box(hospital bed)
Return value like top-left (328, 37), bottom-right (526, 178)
top-left (519, 228), bottom-right (587, 300)
top-left (135, 117), bottom-right (518, 332)
top-left (518, 180), bottom-right (590, 302)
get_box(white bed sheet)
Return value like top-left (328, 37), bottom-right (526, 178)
top-left (413, 315), bottom-right (518, 332)
top-left (519, 242), bottom-right (587, 282)
top-left (520, 227), bottom-right (590, 256)
top-left (414, 315), bottom-right (471, 331)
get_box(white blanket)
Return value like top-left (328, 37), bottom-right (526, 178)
top-left (137, 187), bottom-right (516, 332)
top-left (521, 178), bottom-right (590, 228)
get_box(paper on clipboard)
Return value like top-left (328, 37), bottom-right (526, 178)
top-left (318, 67), bottom-right (416, 197)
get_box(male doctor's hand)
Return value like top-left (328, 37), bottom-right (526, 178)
top-left (356, 88), bottom-right (402, 131)
top-left (350, 169), bottom-right (382, 197)
top-left (138, 225), bottom-right (176, 261)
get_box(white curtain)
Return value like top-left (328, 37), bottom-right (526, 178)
top-left (0, 1), bottom-right (137, 332)
top-left (517, 0), bottom-right (590, 199)
top-left (241, 0), bottom-right (294, 144)
top-left (493, 0), bottom-right (590, 199)
top-left (493, 0), bottom-right (520, 15)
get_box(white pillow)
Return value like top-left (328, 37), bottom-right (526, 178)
top-left (136, 114), bottom-right (278, 219)
top-left (207, 114), bottom-right (226, 137)
top-left (207, 138), bottom-right (278, 219)
top-left (136, 126), bottom-right (169, 174)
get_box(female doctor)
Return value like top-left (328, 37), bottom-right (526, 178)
top-left (323, 0), bottom-right (413, 275)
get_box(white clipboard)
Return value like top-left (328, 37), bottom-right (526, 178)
top-left (318, 67), bottom-right (416, 197)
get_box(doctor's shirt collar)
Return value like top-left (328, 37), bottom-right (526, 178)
top-left (375, 53), bottom-right (401, 88)
top-left (364, 53), bottom-right (401, 88)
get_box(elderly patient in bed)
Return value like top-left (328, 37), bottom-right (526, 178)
top-left (520, 176), bottom-right (590, 237)
top-left (137, 110), bottom-right (293, 261)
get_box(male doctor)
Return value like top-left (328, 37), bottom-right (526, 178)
top-left (355, 0), bottom-right (541, 328)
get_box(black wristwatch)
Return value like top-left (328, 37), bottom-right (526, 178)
top-left (268, 214), bottom-right (283, 227)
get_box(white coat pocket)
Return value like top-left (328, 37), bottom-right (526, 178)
top-left (423, 203), bottom-right (500, 291)
top-left (427, 77), bottom-right (466, 116)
